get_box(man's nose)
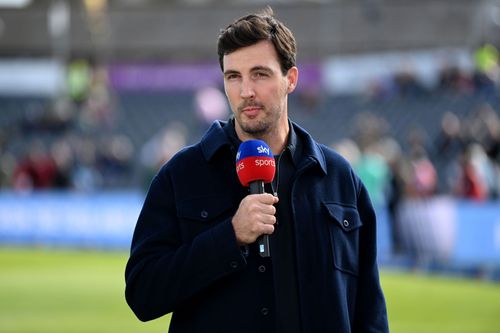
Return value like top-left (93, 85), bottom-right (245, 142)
top-left (240, 79), bottom-right (255, 99)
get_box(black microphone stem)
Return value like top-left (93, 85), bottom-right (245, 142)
top-left (249, 180), bottom-right (265, 194)
top-left (249, 180), bottom-right (271, 257)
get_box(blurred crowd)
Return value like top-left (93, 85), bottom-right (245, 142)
top-left (367, 43), bottom-right (500, 100)
top-left (0, 59), bottom-right (134, 192)
top-left (334, 103), bottom-right (499, 204)
top-left (0, 44), bottom-right (499, 198)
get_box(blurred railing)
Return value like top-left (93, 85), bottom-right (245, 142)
top-left (0, 191), bottom-right (498, 273)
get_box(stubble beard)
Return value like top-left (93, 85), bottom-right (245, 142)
top-left (238, 106), bottom-right (282, 138)
top-left (239, 118), bottom-right (269, 136)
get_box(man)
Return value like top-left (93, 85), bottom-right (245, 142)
top-left (125, 7), bottom-right (389, 333)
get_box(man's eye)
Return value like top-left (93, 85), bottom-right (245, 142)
top-left (255, 72), bottom-right (268, 78)
top-left (225, 74), bottom-right (239, 80)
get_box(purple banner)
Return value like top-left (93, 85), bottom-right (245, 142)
top-left (108, 62), bottom-right (321, 92)
top-left (109, 63), bottom-right (223, 91)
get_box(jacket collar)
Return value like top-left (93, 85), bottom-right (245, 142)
top-left (199, 120), bottom-right (234, 161)
top-left (291, 122), bottom-right (327, 175)
top-left (200, 119), bottom-right (327, 175)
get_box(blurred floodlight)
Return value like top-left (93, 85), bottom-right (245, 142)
top-left (48, 0), bottom-right (70, 38)
top-left (0, 0), bottom-right (31, 8)
top-left (84, 0), bottom-right (107, 13)
top-left (492, 4), bottom-right (500, 26)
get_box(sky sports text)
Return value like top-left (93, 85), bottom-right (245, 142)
top-left (236, 145), bottom-right (271, 162)
top-left (257, 145), bottom-right (271, 155)
top-left (236, 158), bottom-right (275, 172)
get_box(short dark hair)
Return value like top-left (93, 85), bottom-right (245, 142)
top-left (217, 6), bottom-right (297, 76)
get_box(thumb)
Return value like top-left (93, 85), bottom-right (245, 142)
top-left (272, 195), bottom-right (279, 204)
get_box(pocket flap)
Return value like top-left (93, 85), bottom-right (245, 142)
top-left (323, 202), bottom-right (363, 232)
top-left (177, 195), bottom-right (234, 222)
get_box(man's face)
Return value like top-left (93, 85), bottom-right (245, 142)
top-left (222, 40), bottom-right (297, 138)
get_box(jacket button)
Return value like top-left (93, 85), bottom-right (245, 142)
top-left (261, 307), bottom-right (269, 316)
top-left (258, 265), bottom-right (266, 273)
top-left (200, 210), bottom-right (209, 218)
top-left (229, 261), bottom-right (239, 269)
top-left (343, 219), bottom-right (349, 228)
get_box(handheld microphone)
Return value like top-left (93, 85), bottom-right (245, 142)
top-left (236, 139), bottom-right (276, 257)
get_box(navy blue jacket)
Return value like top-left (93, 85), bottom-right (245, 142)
top-left (125, 120), bottom-right (389, 333)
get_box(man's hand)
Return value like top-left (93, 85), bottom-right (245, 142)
top-left (232, 193), bottom-right (279, 245)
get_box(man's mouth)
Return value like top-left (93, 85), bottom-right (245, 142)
top-left (240, 106), bottom-right (263, 117)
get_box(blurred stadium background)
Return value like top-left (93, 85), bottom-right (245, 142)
top-left (0, 0), bottom-right (499, 332)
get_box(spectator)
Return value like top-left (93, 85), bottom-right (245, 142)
top-left (96, 134), bottom-right (134, 187)
top-left (453, 143), bottom-right (490, 201)
top-left (352, 112), bottom-right (391, 207)
top-left (13, 139), bottom-right (56, 191)
top-left (473, 43), bottom-right (499, 93)
top-left (50, 138), bottom-right (74, 189)
top-left (67, 58), bottom-right (92, 106)
top-left (72, 136), bottom-right (102, 191)
top-left (139, 121), bottom-right (189, 188)
top-left (80, 65), bottom-right (116, 130)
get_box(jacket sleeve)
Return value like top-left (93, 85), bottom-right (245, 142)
top-left (124, 168), bottom-right (246, 322)
top-left (353, 180), bottom-right (390, 333)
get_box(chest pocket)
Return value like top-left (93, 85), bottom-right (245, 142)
top-left (323, 202), bottom-right (363, 276)
top-left (177, 195), bottom-right (236, 240)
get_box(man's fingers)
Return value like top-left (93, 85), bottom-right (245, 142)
top-left (255, 193), bottom-right (279, 205)
top-left (260, 214), bottom-right (276, 225)
top-left (260, 223), bottom-right (275, 235)
top-left (232, 193), bottom-right (279, 245)
top-left (261, 203), bottom-right (276, 216)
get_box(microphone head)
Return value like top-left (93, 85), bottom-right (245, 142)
top-left (236, 139), bottom-right (276, 187)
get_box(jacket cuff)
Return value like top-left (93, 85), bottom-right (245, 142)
top-left (209, 219), bottom-right (247, 272)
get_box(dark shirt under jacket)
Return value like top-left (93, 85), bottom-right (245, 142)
top-left (269, 131), bottom-right (302, 333)
top-left (226, 119), bottom-right (301, 333)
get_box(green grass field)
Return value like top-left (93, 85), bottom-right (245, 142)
top-left (1, 247), bottom-right (499, 333)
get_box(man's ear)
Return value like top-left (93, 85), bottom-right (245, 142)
top-left (286, 66), bottom-right (299, 93)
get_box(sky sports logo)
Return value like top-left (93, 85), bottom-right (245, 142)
top-left (254, 158), bottom-right (275, 167)
top-left (236, 144), bottom-right (271, 163)
top-left (257, 145), bottom-right (270, 155)
top-left (236, 140), bottom-right (275, 186)
top-left (236, 157), bottom-right (275, 173)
